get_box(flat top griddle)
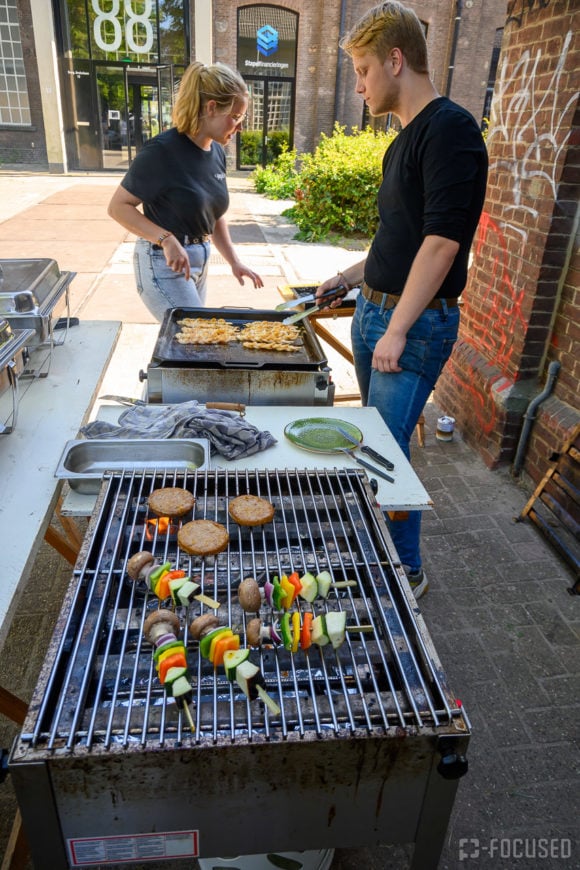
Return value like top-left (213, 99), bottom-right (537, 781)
top-left (150, 308), bottom-right (328, 370)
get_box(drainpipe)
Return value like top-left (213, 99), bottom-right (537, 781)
top-left (334, 0), bottom-right (348, 123)
top-left (512, 361), bottom-right (561, 476)
top-left (446, 0), bottom-right (463, 97)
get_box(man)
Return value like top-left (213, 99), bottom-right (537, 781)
top-left (318, 2), bottom-right (488, 598)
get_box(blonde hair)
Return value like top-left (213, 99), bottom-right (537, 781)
top-left (340, 1), bottom-right (428, 74)
top-left (172, 62), bottom-right (248, 136)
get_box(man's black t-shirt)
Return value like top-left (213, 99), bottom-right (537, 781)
top-left (121, 128), bottom-right (229, 238)
top-left (364, 97), bottom-right (488, 298)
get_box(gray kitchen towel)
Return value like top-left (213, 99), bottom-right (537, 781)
top-left (79, 401), bottom-right (277, 460)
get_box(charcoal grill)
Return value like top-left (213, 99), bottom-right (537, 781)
top-left (10, 468), bottom-right (469, 869)
top-left (140, 308), bottom-right (335, 405)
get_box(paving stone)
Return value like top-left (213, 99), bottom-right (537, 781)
top-left (499, 742), bottom-right (580, 785)
top-left (538, 673), bottom-right (580, 705)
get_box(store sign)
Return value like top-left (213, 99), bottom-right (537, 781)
top-left (91, 0), bottom-right (154, 54)
top-left (257, 25), bottom-right (278, 57)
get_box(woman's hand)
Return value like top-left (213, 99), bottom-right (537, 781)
top-left (161, 236), bottom-right (191, 280)
top-left (232, 262), bottom-right (264, 288)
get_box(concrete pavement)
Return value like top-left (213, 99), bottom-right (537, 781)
top-left (0, 171), bottom-right (578, 869)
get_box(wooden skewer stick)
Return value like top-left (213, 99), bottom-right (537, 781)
top-left (346, 624), bottom-right (374, 633)
top-left (183, 703), bottom-right (196, 733)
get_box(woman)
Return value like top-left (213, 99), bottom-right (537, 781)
top-left (108, 62), bottom-right (263, 321)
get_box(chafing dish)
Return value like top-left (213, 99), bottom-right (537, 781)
top-left (0, 258), bottom-right (75, 345)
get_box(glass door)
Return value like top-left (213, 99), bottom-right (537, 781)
top-left (239, 78), bottom-right (293, 169)
top-left (95, 65), bottom-right (131, 171)
top-left (94, 64), bottom-right (176, 170)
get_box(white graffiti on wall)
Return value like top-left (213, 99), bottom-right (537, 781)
top-left (487, 29), bottom-right (578, 220)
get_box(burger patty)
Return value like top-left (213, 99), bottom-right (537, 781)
top-left (228, 494), bottom-right (275, 527)
top-left (148, 487), bottom-right (196, 518)
top-left (178, 519), bottom-right (230, 556)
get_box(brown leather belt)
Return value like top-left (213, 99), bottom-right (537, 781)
top-left (152, 233), bottom-right (210, 250)
top-left (361, 281), bottom-right (458, 309)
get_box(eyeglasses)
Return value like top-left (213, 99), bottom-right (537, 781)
top-left (230, 112), bottom-right (247, 124)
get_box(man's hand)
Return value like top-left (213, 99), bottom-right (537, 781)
top-left (372, 329), bottom-right (405, 372)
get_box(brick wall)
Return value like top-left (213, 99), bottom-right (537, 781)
top-left (0, 0), bottom-right (48, 167)
top-left (435, 0), bottom-right (580, 485)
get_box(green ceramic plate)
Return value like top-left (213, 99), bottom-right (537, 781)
top-left (284, 418), bottom-right (363, 454)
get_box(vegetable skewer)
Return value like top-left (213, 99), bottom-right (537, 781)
top-left (189, 614), bottom-right (281, 715)
top-left (128, 551), bottom-right (220, 609)
top-left (143, 609), bottom-right (195, 731)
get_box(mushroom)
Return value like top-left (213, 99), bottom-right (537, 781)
top-left (246, 617), bottom-right (280, 647)
top-left (127, 550), bottom-right (155, 582)
top-left (246, 617), bottom-right (263, 647)
top-left (189, 613), bottom-right (221, 641)
top-left (237, 577), bottom-right (262, 613)
top-left (143, 609), bottom-right (180, 645)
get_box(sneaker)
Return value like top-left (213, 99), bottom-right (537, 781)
top-left (403, 565), bottom-right (429, 600)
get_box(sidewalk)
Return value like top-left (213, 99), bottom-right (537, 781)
top-left (0, 172), bottom-right (578, 869)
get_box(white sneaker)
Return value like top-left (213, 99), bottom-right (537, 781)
top-left (403, 566), bottom-right (429, 599)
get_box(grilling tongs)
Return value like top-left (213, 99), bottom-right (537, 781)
top-left (280, 286), bottom-right (349, 325)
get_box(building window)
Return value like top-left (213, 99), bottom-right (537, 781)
top-left (0, 0), bottom-right (31, 126)
top-left (61, 0), bottom-right (188, 66)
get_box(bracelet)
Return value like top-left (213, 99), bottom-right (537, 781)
top-left (157, 231), bottom-right (173, 245)
top-left (337, 271), bottom-right (351, 291)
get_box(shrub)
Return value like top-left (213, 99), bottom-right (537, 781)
top-left (240, 130), bottom-right (262, 166)
top-left (282, 123), bottom-right (397, 241)
top-left (252, 145), bottom-right (300, 200)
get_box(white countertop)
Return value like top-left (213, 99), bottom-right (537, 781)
top-left (0, 321), bottom-right (121, 646)
top-left (60, 404), bottom-right (432, 516)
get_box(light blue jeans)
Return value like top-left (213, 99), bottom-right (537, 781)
top-left (351, 293), bottom-right (459, 572)
top-left (133, 238), bottom-right (211, 321)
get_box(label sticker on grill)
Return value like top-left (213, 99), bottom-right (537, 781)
top-left (68, 830), bottom-right (199, 865)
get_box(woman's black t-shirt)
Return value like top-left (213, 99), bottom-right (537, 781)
top-left (121, 128), bottom-right (229, 238)
top-left (364, 97), bottom-right (488, 298)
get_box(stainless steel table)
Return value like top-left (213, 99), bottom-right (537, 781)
top-left (0, 320), bottom-right (121, 650)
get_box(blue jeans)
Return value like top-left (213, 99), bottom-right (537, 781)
top-left (351, 293), bottom-right (459, 572)
top-left (133, 238), bottom-right (210, 321)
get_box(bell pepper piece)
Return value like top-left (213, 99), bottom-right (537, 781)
top-left (208, 628), bottom-right (234, 663)
top-left (291, 611), bottom-right (301, 653)
top-left (155, 572), bottom-right (173, 601)
top-left (156, 642), bottom-right (186, 667)
top-left (165, 570), bottom-right (186, 581)
top-left (279, 574), bottom-right (296, 609)
top-left (301, 612), bottom-right (313, 650)
top-left (148, 561), bottom-right (171, 591)
top-left (199, 626), bottom-right (229, 659)
top-left (158, 651), bottom-right (188, 684)
top-left (271, 576), bottom-right (287, 610)
top-left (280, 612), bottom-right (293, 651)
top-left (213, 633), bottom-right (240, 667)
top-left (288, 572), bottom-right (302, 595)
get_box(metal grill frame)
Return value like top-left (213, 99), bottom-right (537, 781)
top-left (10, 468), bottom-right (470, 869)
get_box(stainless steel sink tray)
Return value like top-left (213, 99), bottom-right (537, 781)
top-left (55, 437), bottom-right (210, 493)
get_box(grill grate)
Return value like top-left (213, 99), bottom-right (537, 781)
top-left (23, 469), bottom-right (462, 753)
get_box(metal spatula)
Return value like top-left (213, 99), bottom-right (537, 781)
top-left (282, 286), bottom-right (348, 325)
